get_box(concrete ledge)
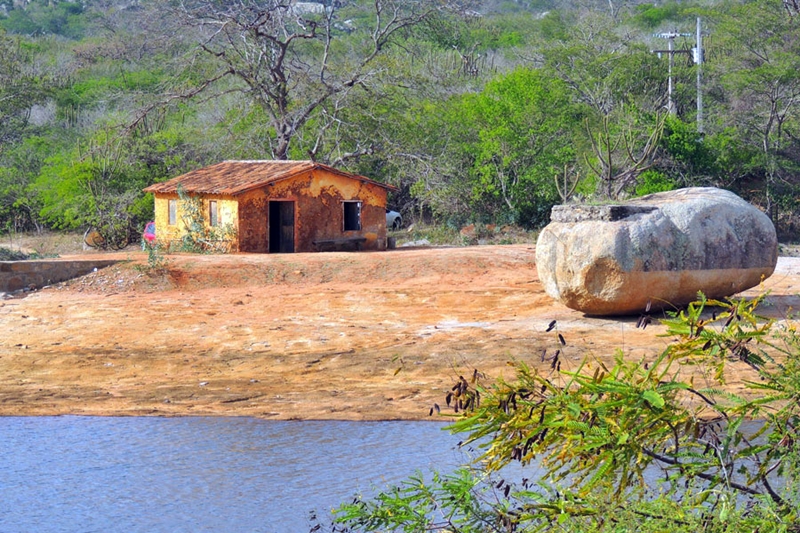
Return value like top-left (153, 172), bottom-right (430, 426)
top-left (0, 259), bottom-right (120, 292)
top-left (550, 204), bottom-right (658, 223)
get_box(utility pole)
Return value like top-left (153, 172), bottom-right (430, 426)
top-left (652, 30), bottom-right (692, 115)
top-left (694, 17), bottom-right (704, 134)
top-left (652, 19), bottom-right (706, 132)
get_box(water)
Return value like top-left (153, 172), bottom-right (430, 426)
top-left (1, 416), bottom-right (774, 532)
top-left (0, 417), bottom-right (470, 533)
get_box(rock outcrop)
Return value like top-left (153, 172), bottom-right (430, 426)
top-left (536, 187), bottom-right (778, 315)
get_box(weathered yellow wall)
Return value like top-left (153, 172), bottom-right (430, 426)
top-left (152, 193), bottom-right (182, 246)
top-left (200, 196), bottom-right (238, 229)
top-left (152, 193), bottom-right (240, 250)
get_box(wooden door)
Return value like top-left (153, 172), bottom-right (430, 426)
top-left (269, 201), bottom-right (295, 253)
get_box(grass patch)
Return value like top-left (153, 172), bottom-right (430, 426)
top-left (0, 247), bottom-right (36, 260)
top-left (392, 222), bottom-right (539, 247)
top-left (1, 231), bottom-right (89, 257)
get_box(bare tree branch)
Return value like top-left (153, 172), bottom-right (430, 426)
top-left (167, 0), bottom-right (437, 161)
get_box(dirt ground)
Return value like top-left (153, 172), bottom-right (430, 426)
top-left (2, 243), bottom-right (800, 421)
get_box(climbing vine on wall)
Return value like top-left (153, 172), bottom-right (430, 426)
top-left (176, 185), bottom-right (237, 253)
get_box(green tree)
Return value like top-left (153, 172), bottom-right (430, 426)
top-left (0, 136), bottom-right (57, 233)
top-left (661, 116), bottom-right (715, 178)
top-left (361, 67), bottom-right (583, 228)
top-left (33, 125), bottom-right (195, 247)
top-left (34, 134), bottom-right (137, 247)
top-left (465, 68), bottom-right (580, 226)
top-left (0, 29), bottom-right (54, 233)
top-left (0, 0), bottom-right (86, 39)
top-left (541, 13), bottom-right (663, 117)
top-left (538, 13), bottom-right (670, 198)
top-left (709, 0), bottom-right (800, 216)
top-left (165, 0), bottom-right (437, 162)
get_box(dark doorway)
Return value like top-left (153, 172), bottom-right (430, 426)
top-left (343, 201), bottom-right (362, 231)
top-left (269, 201), bottom-right (295, 253)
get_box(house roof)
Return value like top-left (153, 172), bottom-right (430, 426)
top-left (143, 160), bottom-right (397, 196)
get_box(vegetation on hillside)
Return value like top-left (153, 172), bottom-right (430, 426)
top-left (1, 0), bottom-right (800, 245)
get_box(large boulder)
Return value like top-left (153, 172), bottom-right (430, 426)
top-left (536, 187), bottom-right (778, 315)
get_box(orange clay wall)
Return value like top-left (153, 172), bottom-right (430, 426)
top-left (237, 169), bottom-right (388, 253)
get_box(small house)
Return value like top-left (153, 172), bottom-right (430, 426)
top-left (143, 160), bottom-right (397, 253)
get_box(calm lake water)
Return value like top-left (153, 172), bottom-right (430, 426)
top-left (2, 416), bottom-right (769, 532)
top-left (0, 417), bottom-right (476, 533)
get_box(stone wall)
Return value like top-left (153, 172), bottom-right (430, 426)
top-left (0, 259), bottom-right (120, 293)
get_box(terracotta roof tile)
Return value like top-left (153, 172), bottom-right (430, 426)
top-left (143, 160), bottom-right (396, 195)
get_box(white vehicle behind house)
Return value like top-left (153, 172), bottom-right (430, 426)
top-left (386, 209), bottom-right (402, 230)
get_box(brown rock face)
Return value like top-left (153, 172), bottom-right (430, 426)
top-left (536, 188), bottom-right (778, 315)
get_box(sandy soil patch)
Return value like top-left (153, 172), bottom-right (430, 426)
top-left (1, 245), bottom-right (798, 420)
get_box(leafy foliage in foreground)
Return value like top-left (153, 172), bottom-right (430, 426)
top-left (330, 294), bottom-right (800, 532)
